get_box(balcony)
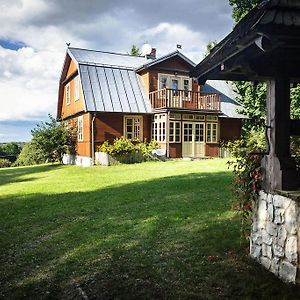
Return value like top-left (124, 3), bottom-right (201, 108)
top-left (149, 88), bottom-right (220, 111)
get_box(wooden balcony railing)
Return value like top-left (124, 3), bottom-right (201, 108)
top-left (149, 89), bottom-right (220, 111)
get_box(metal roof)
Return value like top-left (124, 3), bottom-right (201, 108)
top-left (136, 50), bottom-right (195, 72)
top-left (79, 64), bottom-right (152, 113)
top-left (202, 81), bottom-right (245, 119)
top-left (68, 47), bottom-right (148, 69)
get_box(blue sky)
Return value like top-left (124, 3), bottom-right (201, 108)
top-left (0, 0), bottom-right (234, 143)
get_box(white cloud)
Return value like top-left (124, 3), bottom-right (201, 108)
top-left (0, 0), bottom-right (233, 133)
top-left (0, 46), bottom-right (61, 121)
top-left (139, 22), bottom-right (208, 62)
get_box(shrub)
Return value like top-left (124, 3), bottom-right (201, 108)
top-left (225, 129), bottom-right (266, 237)
top-left (0, 158), bottom-right (11, 168)
top-left (14, 142), bottom-right (46, 166)
top-left (97, 138), bottom-right (159, 164)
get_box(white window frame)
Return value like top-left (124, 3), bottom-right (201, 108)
top-left (77, 116), bottom-right (83, 141)
top-left (157, 73), bottom-right (192, 91)
top-left (182, 114), bottom-right (194, 121)
top-left (206, 115), bottom-right (218, 122)
top-left (169, 121), bottom-right (181, 143)
top-left (66, 83), bottom-right (71, 105)
top-left (124, 116), bottom-right (143, 141)
top-left (74, 76), bottom-right (80, 101)
top-left (152, 113), bottom-right (166, 142)
top-left (206, 122), bottom-right (218, 143)
top-left (170, 113), bottom-right (181, 120)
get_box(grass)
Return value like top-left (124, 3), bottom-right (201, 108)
top-left (0, 159), bottom-right (299, 299)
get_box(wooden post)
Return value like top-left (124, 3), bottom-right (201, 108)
top-left (263, 76), bottom-right (298, 191)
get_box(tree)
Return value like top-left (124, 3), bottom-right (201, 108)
top-left (204, 40), bottom-right (218, 57)
top-left (31, 115), bottom-right (76, 164)
top-left (14, 142), bottom-right (46, 166)
top-left (130, 45), bottom-right (141, 56)
top-left (229, 0), bottom-right (261, 23)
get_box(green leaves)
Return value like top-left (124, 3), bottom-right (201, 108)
top-left (17, 115), bottom-right (77, 165)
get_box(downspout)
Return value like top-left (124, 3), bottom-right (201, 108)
top-left (91, 113), bottom-right (96, 165)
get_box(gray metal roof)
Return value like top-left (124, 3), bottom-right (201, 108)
top-left (68, 47), bottom-right (148, 69)
top-left (79, 64), bottom-right (152, 113)
top-left (136, 50), bottom-right (195, 71)
top-left (202, 80), bottom-right (245, 119)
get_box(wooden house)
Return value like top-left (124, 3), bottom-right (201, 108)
top-left (57, 47), bottom-right (243, 166)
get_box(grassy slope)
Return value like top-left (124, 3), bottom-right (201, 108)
top-left (0, 160), bottom-right (299, 299)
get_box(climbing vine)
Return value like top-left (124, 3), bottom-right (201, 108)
top-left (225, 130), bottom-right (265, 237)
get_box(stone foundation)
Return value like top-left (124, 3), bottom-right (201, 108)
top-left (250, 190), bottom-right (300, 283)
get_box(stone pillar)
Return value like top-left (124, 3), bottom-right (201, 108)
top-left (263, 76), bottom-right (298, 191)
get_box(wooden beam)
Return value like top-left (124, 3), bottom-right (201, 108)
top-left (291, 119), bottom-right (300, 136)
top-left (263, 76), bottom-right (298, 191)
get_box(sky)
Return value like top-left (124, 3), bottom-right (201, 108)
top-left (0, 0), bottom-right (234, 142)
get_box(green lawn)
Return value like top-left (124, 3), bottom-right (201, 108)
top-left (0, 159), bottom-right (299, 299)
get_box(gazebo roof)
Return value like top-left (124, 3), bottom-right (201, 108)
top-left (191, 0), bottom-right (300, 83)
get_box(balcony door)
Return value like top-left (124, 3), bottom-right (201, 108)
top-left (182, 122), bottom-right (205, 158)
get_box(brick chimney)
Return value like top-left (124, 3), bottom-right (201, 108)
top-left (148, 48), bottom-right (156, 59)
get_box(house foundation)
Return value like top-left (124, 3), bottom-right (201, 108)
top-left (250, 190), bottom-right (300, 283)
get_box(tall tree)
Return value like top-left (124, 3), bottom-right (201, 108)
top-left (229, 0), bottom-right (261, 23)
top-left (130, 45), bottom-right (141, 56)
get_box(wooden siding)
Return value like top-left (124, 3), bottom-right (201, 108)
top-left (61, 60), bottom-right (85, 119)
top-left (94, 113), bottom-right (152, 149)
top-left (205, 144), bottom-right (219, 157)
top-left (152, 56), bottom-right (193, 72)
top-left (67, 60), bottom-right (77, 78)
top-left (68, 113), bottom-right (91, 157)
top-left (219, 118), bottom-right (242, 142)
top-left (139, 70), bottom-right (150, 93)
top-left (169, 143), bottom-right (182, 158)
top-left (138, 56), bottom-right (198, 94)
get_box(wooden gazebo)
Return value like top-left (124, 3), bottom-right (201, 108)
top-left (192, 0), bottom-right (300, 192)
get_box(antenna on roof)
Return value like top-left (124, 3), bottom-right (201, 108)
top-left (66, 42), bottom-right (71, 47)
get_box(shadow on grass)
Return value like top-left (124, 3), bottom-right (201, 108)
top-left (0, 164), bottom-right (62, 186)
top-left (1, 170), bottom-right (299, 299)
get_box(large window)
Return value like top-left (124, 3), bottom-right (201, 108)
top-left (159, 76), bottom-right (168, 89)
top-left (124, 116), bottom-right (143, 140)
top-left (74, 76), bottom-right (80, 101)
top-left (157, 74), bottom-right (192, 91)
top-left (152, 114), bottom-right (166, 142)
top-left (65, 83), bottom-right (70, 105)
top-left (206, 123), bottom-right (218, 143)
top-left (77, 116), bottom-right (83, 141)
top-left (169, 121), bottom-right (181, 143)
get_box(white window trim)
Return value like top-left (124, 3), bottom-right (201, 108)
top-left (206, 122), bottom-right (218, 144)
top-left (66, 83), bottom-right (71, 105)
top-left (77, 116), bottom-right (84, 142)
top-left (74, 76), bottom-right (80, 101)
top-left (124, 115), bottom-right (143, 141)
top-left (157, 73), bottom-right (192, 91)
top-left (169, 121), bottom-right (181, 143)
top-left (152, 114), bottom-right (166, 143)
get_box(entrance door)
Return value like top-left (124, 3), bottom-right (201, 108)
top-left (182, 122), bottom-right (205, 158)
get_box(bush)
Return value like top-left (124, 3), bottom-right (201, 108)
top-left (225, 130), bottom-right (265, 237)
top-left (0, 158), bottom-right (11, 168)
top-left (291, 136), bottom-right (300, 170)
top-left (14, 142), bottom-right (46, 166)
top-left (97, 138), bottom-right (159, 164)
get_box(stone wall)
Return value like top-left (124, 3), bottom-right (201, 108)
top-left (250, 191), bottom-right (300, 283)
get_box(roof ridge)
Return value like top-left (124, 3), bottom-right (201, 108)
top-left (68, 46), bottom-right (145, 58)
